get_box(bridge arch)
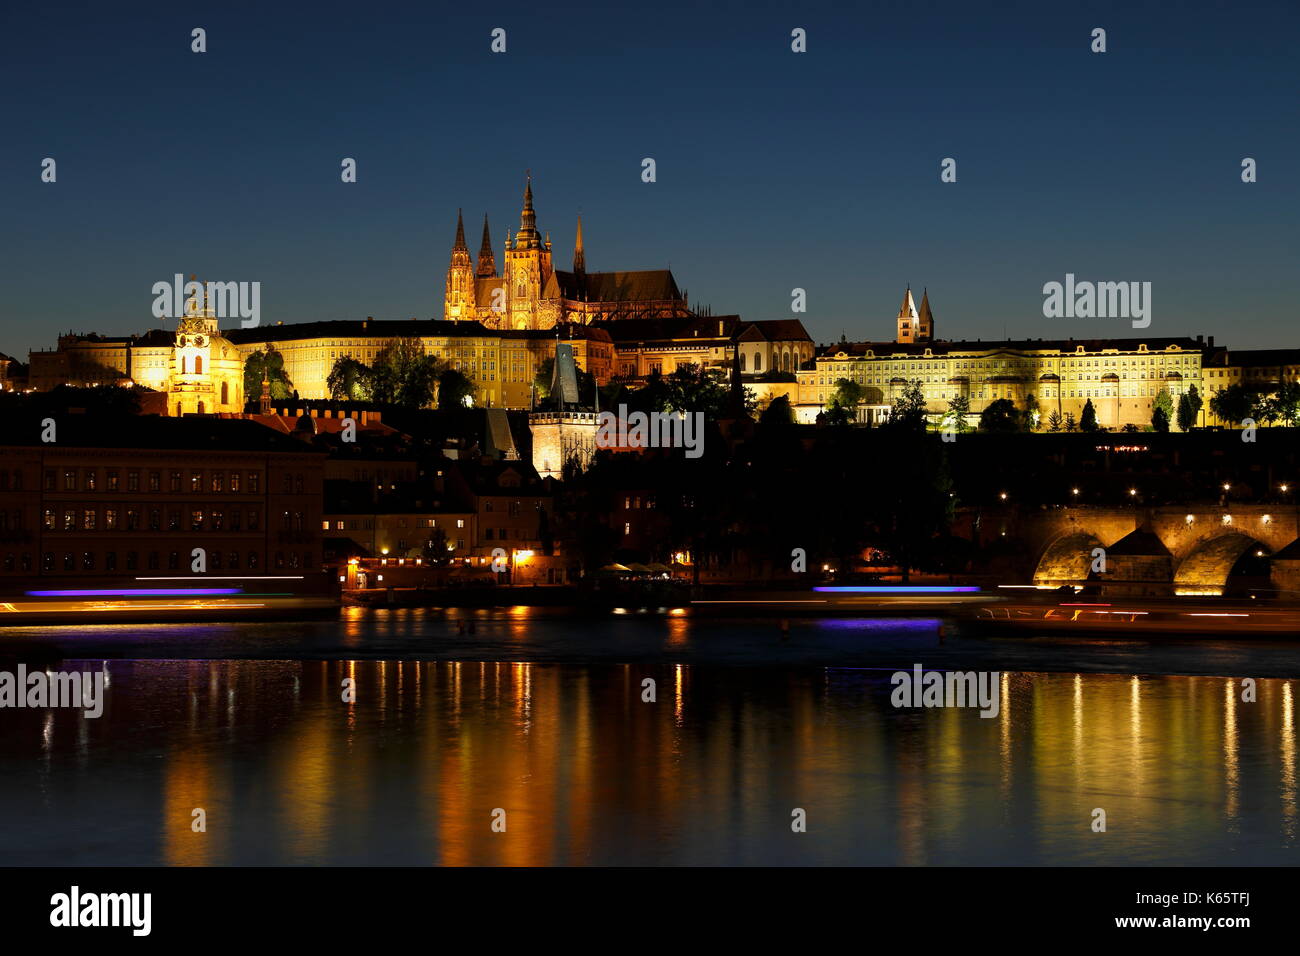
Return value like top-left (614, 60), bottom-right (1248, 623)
top-left (1033, 531), bottom-right (1105, 585)
top-left (1173, 532), bottom-right (1271, 593)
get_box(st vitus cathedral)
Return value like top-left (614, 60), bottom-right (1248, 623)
top-left (443, 176), bottom-right (691, 330)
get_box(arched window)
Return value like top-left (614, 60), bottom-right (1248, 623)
top-left (197, 402), bottom-right (205, 415)
top-left (740, 353), bottom-right (747, 372)
top-left (221, 381), bottom-right (229, 405)
top-left (195, 356), bottom-right (203, 375)
top-left (180, 357), bottom-right (187, 374)
top-left (755, 354), bottom-right (762, 372)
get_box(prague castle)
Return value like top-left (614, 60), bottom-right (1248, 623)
top-left (17, 174), bottom-right (1299, 428)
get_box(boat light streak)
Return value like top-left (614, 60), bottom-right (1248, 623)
top-left (26, 588), bottom-right (242, 597)
top-left (812, 586), bottom-right (980, 594)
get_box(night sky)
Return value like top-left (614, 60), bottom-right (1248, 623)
top-left (2, 0), bottom-right (1297, 360)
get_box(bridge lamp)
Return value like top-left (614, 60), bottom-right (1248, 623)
top-left (999, 492), bottom-right (1008, 501)
top-left (1263, 515), bottom-right (1272, 524)
top-left (1071, 488), bottom-right (1080, 496)
top-left (1256, 550), bottom-right (1266, 557)
top-left (1185, 514), bottom-right (1194, 524)
top-left (1128, 488), bottom-right (1138, 497)
top-left (1222, 515), bottom-right (1232, 525)
top-left (1222, 483), bottom-right (1231, 492)
top-left (1282, 484), bottom-right (1290, 493)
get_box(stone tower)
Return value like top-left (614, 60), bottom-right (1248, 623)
top-left (896, 285), bottom-right (920, 344)
top-left (444, 209), bottom-right (476, 320)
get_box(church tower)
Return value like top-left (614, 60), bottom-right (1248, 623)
top-left (171, 277), bottom-right (242, 416)
top-left (476, 214), bottom-right (497, 278)
top-left (444, 209), bottom-right (477, 320)
top-left (917, 288), bottom-right (935, 342)
top-left (504, 176), bottom-right (553, 330)
top-left (896, 285), bottom-right (920, 343)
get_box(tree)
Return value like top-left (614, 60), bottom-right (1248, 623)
top-left (1022, 393), bottom-right (1040, 431)
top-left (1152, 388), bottom-right (1174, 430)
top-left (423, 527), bottom-right (450, 565)
top-left (760, 394), bottom-right (796, 426)
top-left (664, 363), bottom-right (732, 417)
top-left (1185, 385), bottom-right (1204, 427)
top-left (1047, 409), bottom-right (1063, 432)
top-left (1176, 392), bottom-right (1196, 432)
top-left (437, 367), bottom-right (476, 409)
top-left (533, 358), bottom-right (555, 400)
top-left (884, 380), bottom-right (928, 432)
top-left (1080, 398), bottom-right (1100, 432)
top-left (326, 356), bottom-right (372, 401)
top-left (829, 378), bottom-right (866, 415)
top-left (978, 398), bottom-right (1019, 432)
top-left (1270, 382), bottom-right (1300, 426)
top-left (1209, 384), bottom-right (1254, 427)
top-left (945, 394), bottom-right (971, 434)
top-left (822, 400), bottom-right (853, 427)
top-left (243, 345), bottom-right (293, 402)
top-left (1151, 405), bottom-right (1170, 432)
top-left (1064, 412), bottom-right (1078, 432)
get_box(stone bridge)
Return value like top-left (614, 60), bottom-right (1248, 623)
top-left (972, 505), bottom-right (1300, 595)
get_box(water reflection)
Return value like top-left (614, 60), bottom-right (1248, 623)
top-left (0, 662), bottom-right (1297, 865)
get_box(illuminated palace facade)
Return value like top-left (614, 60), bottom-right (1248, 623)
top-left (796, 287), bottom-right (1218, 429)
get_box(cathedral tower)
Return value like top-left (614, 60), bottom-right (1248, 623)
top-left (444, 209), bottom-right (477, 320)
top-left (504, 176), bottom-right (554, 330)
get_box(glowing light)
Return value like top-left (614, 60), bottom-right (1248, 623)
top-left (27, 588), bottom-right (240, 597)
top-left (812, 586), bottom-right (980, 594)
top-left (999, 492), bottom-right (1008, 500)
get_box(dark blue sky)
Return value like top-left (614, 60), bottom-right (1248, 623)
top-left (3, 0), bottom-right (1297, 359)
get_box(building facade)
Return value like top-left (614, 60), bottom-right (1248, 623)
top-left (797, 288), bottom-right (1211, 429)
top-left (0, 418), bottom-right (325, 581)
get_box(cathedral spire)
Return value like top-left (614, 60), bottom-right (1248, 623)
top-left (516, 173), bottom-right (540, 248)
top-left (477, 214), bottom-right (496, 277)
top-left (573, 214), bottom-right (586, 274)
top-left (453, 208), bottom-right (468, 252)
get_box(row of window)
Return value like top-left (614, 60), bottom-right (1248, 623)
top-left (42, 469), bottom-right (267, 494)
top-left (42, 507), bottom-right (264, 532)
top-left (1, 550), bottom-right (314, 573)
top-left (323, 518), bottom-right (467, 531)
